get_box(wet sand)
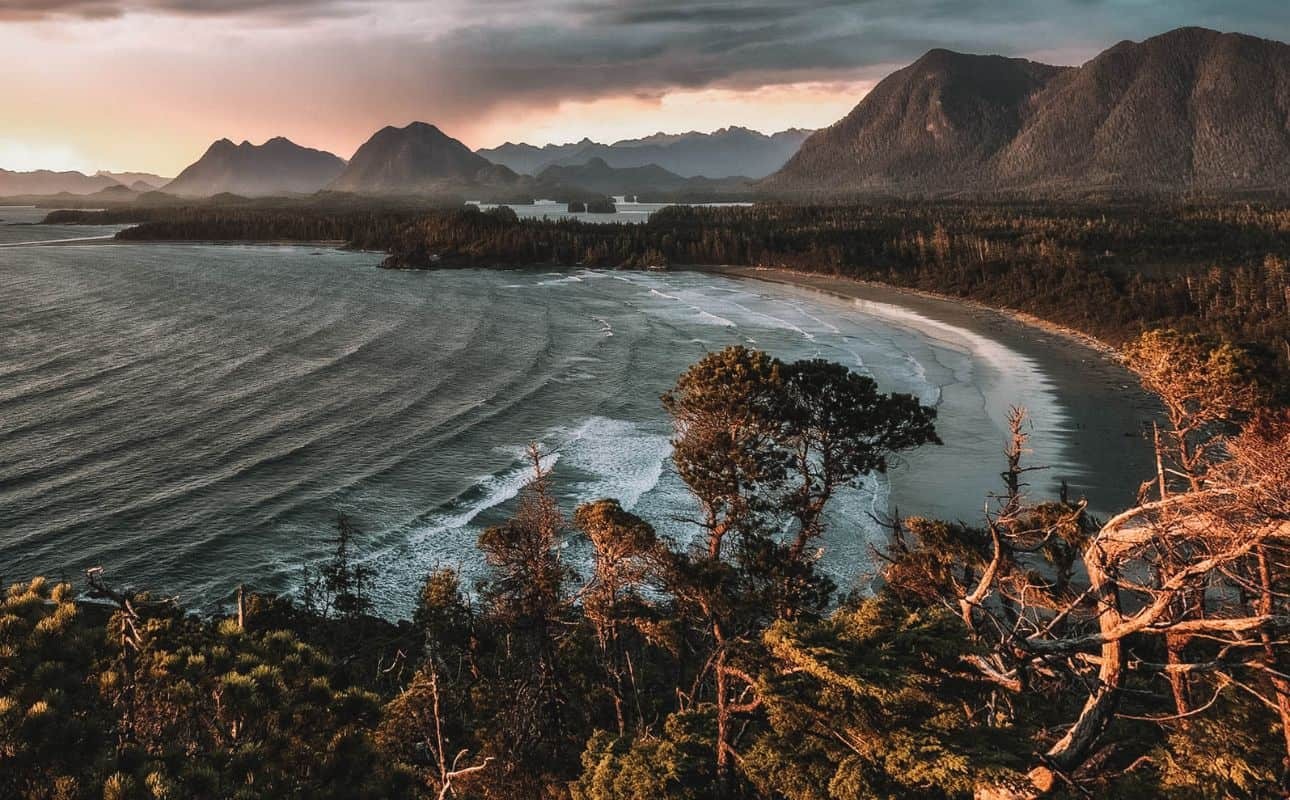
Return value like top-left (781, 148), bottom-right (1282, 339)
top-left (696, 265), bottom-right (1160, 522)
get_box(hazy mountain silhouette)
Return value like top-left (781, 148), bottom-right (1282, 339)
top-left (97, 171), bottom-right (170, 190)
top-left (481, 127), bottom-right (812, 179)
top-left (329, 122), bottom-right (519, 195)
top-left (0, 169), bottom-right (123, 196)
top-left (535, 158), bottom-right (691, 195)
top-left (164, 137), bottom-right (345, 197)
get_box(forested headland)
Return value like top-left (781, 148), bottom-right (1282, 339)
top-left (49, 201), bottom-right (1290, 385)
top-left (4, 331), bottom-right (1289, 799)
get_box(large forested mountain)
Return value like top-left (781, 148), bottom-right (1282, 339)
top-left (766, 27), bottom-right (1290, 197)
top-left (164, 137), bottom-right (345, 197)
top-left (330, 122), bottom-right (519, 195)
top-left (479, 127), bottom-right (812, 179)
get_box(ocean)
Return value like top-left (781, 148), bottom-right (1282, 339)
top-left (0, 217), bottom-right (1139, 615)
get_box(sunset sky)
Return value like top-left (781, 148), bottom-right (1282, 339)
top-left (2, 1), bottom-right (1287, 176)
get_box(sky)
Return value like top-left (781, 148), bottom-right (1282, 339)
top-left (1, 0), bottom-right (1287, 176)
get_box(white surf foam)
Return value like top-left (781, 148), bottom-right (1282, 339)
top-left (537, 274), bottom-right (585, 286)
top-left (647, 288), bottom-right (737, 327)
top-left (846, 297), bottom-right (1068, 459)
top-left (408, 449), bottom-right (562, 546)
top-left (558, 416), bottom-right (672, 510)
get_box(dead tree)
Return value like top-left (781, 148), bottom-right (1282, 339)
top-left (971, 412), bottom-right (1290, 797)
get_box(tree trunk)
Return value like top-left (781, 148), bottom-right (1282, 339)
top-left (1257, 547), bottom-right (1290, 786)
top-left (714, 646), bottom-right (732, 797)
top-left (1035, 547), bottom-right (1126, 785)
top-left (1164, 631), bottom-right (1192, 718)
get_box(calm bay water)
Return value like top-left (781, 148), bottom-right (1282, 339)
top-left (0, 206), bottom-right (127, 245)
top-left (0, 229), bottom-right (1133, 615)
top-left (471, 198), bottom-right (753, 224)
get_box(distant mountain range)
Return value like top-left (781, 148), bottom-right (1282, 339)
top-left (0, 169), bottom-right (125, 196)
top-left (329, 122), bottom-right (519, 195)
top-left (765, 27), bottom-right (1290, 197)
top-left (479, 127), bottom-right (812, 179)
top-left (0, 169), bottom-right (170, 198)
top-left (97, 171), bottom-right (170, 190)
top-left (531, 157), bottom-right (750, 200)
top-left (536, 158), bottom-right (690, 195)
top-left (8, 28), bottom-right (1287, 204)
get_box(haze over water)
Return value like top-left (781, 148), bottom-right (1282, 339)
top-left (0, 214), bottom-right (1135, 615)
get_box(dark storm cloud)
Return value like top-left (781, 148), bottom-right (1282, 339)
top-left (5, 0), bottom-right (1289, 111)
top-left (371, 0), bottom-right (1290, 113)
top-left (0, 0), bottom-right (364, 21)
top-left (371, 0), bottom-right (1054, 114)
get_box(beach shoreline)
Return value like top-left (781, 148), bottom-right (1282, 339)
top-left (691, 264), bottom-right (1159, 517)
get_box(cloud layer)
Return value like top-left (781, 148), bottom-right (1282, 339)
top-left (1, 1), bottom-right (1288, 172)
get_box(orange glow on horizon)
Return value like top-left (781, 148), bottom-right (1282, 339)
top-left (0, 8), bottom-right (879, 179)
top-left (0, 79), bottom-right (875, 176)
top-left (463, 80), bottom-right (877, 151)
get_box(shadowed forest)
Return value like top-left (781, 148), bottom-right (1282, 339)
top-left (4, 328), bottom-right (1289, 799)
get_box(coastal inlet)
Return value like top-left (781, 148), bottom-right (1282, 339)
top-left (0, 239), bottom-right (1151, 616)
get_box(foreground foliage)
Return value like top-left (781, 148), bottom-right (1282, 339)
top-left (3, 335), bottom-right (1288, 799)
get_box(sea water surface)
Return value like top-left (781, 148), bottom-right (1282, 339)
top-left (471, 198), bottom-right (753, 224)
top-left (0, 205), bottom-right (127, 245)
top-left (1, 233), bottom-right (1133, 615)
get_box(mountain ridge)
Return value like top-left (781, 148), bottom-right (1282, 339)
top-left (329, 122), bottom-right (520, 195)
top-left (480, 127), bottom-right (811, 179)
top-left (765, 27), bottom-right (1290, 197)
top-left (164, 137), bottom-right (346, 197)
top-left (0, 168), bottom-right (123, 196)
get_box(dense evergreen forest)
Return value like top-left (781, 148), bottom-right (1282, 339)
top-left (50, 201), bottom-right (1290, 383)
top-left (4, 330), bottom-right (1290, 799)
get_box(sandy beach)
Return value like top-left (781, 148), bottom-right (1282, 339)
top-left (696, 265), bottom-right (1160, 521)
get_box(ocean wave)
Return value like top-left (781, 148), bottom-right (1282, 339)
top-left (779, 300), bottom-right (841, 334)
top-left (647, 288), bottom-right (737, 327)
top-left (846, 297), bottom-right (1064, 434)
top-left (558, 416), bottom-right (671, 510)
top-left (722, 298), bottom-right (815, 339)
top-left (537, 274), bottom-right (585, 286)
top-left (407, 449), bottom-right (562, 547)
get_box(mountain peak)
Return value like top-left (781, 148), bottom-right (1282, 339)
top-left (403, 121), bottom-right (447, 136)
top-left (328, 122), bottom-right (510, 195)
top-left (165, 137), bottom-right (345, 197)
top-left (1148, 25), bottom-right (1224, 42)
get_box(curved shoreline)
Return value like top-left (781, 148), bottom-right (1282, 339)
top-left (692, 265), bottom-right (1159, 517)
top-left (3, 226), bottom-right (1160, 518)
